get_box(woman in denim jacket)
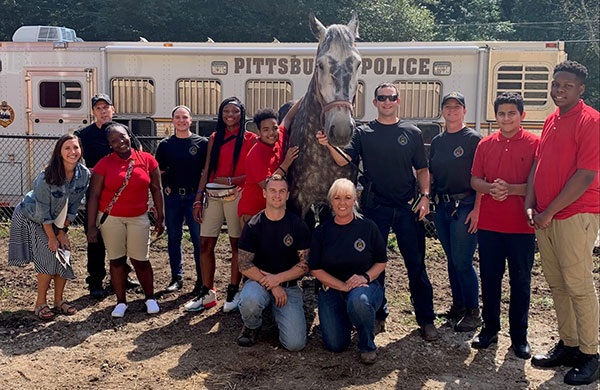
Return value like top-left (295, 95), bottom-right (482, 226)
top-left (8, 134), bottom-right (90, 320)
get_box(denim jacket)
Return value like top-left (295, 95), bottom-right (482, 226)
top-left (20, 163), bottom-right (90, 225)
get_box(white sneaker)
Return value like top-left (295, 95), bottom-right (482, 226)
top-left (183, 287), bottom-right (217, 312)
top-left (145, 299), bottom-right (160, 314)
top-left (111, 303), bottom-right (128, 318)
top-left (223, 292), bottom-right (240, 313)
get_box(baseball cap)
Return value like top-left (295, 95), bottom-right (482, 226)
top-left (441, 91), bottom-right (466, 108)
top-left (91, 93), bottom-right (113, 107)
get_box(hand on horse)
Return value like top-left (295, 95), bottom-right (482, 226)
top-left (282, 146), bottom-right (300, 169)
top-left (315, 131), bottom-right (330, 146)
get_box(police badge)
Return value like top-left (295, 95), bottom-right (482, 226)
top-left (283, 234), bottom-right (294, 247)
top-left (354, 238), bottom-right (365, 252)
top-left (453, 146), bottom-right (464, 158)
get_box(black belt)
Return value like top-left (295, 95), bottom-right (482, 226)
top-left (280, 280), bottom-right (298, 288)
top-left (435, 191), bottom-right (473, 203)
top-left (169, 187), bottom-right (196, 195)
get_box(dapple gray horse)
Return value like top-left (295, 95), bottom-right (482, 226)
top-left (287, 12), bottom-right (361, 221)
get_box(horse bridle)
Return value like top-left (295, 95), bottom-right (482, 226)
top-left (312, 69), bottom-right (354, 130)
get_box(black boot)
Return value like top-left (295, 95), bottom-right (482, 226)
top-left (166, 276), bottom-right (183, 292)
top-left (532, 340), bottom-right (582, 368)
top-left (564, 353), bottom-right (599, 386)
top-left (455, 308), bottom-right (482, 332)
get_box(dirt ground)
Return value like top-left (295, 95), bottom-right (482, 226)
top-left (0, 224), bottom-right (598, 390)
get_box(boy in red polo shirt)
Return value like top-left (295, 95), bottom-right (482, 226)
top-left (470, 92), bottom-right (539, 359)
top-left (238, 107), bottom-right (299, 224)
top-left (526, 60), bottom-right (599, 386)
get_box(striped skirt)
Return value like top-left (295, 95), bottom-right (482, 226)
top-left (8, 205), bottom-right (75, 279)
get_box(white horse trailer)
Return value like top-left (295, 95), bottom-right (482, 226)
top-left (0, 38), bottom-right (566, 206)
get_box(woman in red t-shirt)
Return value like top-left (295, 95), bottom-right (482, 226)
top-left (87, 122), bottom-right (164, 318)
top-left (187, 97), bottom-right (256, 313)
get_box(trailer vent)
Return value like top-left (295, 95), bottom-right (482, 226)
top-left (394, 81), bottom-right (441, 120)
top-left (111, 78), bottom-right (155, 115)
top-left (245, 80), bottom-right (292, 115)
top-left (177, 79), bottom-right (222, 116)
top-left (495, 65), bottom-right (550, 106)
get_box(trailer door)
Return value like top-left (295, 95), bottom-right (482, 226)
top-left (25, 67), bottom-right (95, 135)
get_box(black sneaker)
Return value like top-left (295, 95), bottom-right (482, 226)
top-left (166, 277), bottom-right (183, 292)
top-left (532, 340), bottom-right (582, 368)
top-left (237, 325), bottom-right (260, 347)
top-left (89, 288), bottom-right (106, 300)
top-left (564, 353), bottom-right (599, 386)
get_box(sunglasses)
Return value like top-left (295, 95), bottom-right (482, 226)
top-left (376, 95), bottom-right (398, 102)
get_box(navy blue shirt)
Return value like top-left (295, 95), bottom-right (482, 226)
top-left (346, 120), bottom-right (427, 206)
top-left (309, 217), bottom-right (387, 281)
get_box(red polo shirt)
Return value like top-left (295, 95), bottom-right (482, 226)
top-left (209, 127), bottom-right (256, 182)
top-left (534, 100), bottom-right (600, 219)
top-left (472, 128), bottom-right (539, 233)
top-left (238, 126), bottom-right (286, 216)
top-left (94, 151), bottom-right (158, 217)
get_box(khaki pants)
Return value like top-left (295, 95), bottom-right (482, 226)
top-left (535, 213), bottom-right (599, 354)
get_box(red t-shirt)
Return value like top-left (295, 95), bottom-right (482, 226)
top-left (238, 126), bottom-right (286, 216)
top-left (534, 100), bottom-right (600, 219)
top-left (94, 151), bottom-right (158, 217)
top-left (209, 127), bottom-right (256, 182)
top-left (472, 128), bottom-right (539, 233)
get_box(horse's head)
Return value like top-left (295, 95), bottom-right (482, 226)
top-left (310, 12), bottom-right (361, 147)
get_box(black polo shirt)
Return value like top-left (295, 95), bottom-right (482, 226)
top-left (155, 134), bottom-right (208, 191)
top-left (309, 217), bottom-right (387, 282)
top-left (429, 127), bottom-right (482, 195)
top-left (346, 120), bottom-right (427, 206)
top-left (238, 210), bottom-right (311, 275)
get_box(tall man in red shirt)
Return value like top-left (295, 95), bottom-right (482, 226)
top-left (471, 92), bottom-right (538, 359)
top-left (526, 60), bottom-right (599, 386)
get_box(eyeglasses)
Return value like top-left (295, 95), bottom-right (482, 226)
top-left (376, 95), bottom-right (398, 102)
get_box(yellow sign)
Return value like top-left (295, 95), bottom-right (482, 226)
top-left (0, 101), bottom-right (15, 128)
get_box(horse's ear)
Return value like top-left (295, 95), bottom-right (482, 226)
top-left (347, 11), bottom-right (359, 39)
top-left (309, 12), bottom-right (326, 41)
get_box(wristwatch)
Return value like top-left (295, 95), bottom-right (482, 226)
top-left (421, 193), bottom-right (431, 200)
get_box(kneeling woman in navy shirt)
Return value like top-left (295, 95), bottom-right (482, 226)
top-left (309, 178), bottom-right (387, 364)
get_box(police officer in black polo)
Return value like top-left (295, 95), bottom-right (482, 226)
top-left (317, 82), bottom-right (438, 341)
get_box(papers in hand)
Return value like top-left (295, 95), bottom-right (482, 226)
top-left (56, 248), bottom-right (71, 269)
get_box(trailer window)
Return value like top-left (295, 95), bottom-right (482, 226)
top-left (394, 81), bottom-right (441, 120)
top-left (111, 78), bottom-right (155, 115)
top-left (39, 81), bottom-right (82, 109)
top-left (495, 65), bottom-right (550, 106)
top-left (176, 79), bottom-right (222, 116)
top-left (245, 80), bottom-right (292, 115)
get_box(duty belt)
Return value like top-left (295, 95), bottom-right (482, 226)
top-left (176, 187), bottom-right (195, 195)
top-left (435, 191), bottom-right (473, 204)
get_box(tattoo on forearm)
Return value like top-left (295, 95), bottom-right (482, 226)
top-left (294, 249), bottom-right (309, 274)
top-left (238, 249), bottom-right (255, 272)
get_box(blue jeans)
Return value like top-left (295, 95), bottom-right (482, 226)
top-left (478, 229), bottom-right (535, 343)
top-left (434, 197), bottom-right (479, 309)
top-left (364, 205), bottom-right (435, 326)
top-left (164, 193), bottom-right (201, 280)
top-left (318, 281), bottom-right (383, 353)
top-left (239, 280), bottom-right (307, 351)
